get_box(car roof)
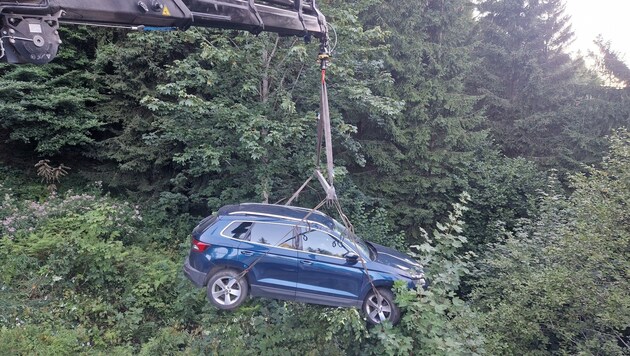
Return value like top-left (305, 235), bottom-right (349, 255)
top-left (217, 203), bottom-right (335, 229)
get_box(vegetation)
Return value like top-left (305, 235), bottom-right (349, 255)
top-left (472, 129), bottom-right (630, 354)
top-left (1, 0), bottom-right (629, 354)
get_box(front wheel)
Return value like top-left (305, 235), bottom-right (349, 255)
top-left (206, 269), bottom-right (249, 310)
top-left (362, 288), bottom-right (401, 325)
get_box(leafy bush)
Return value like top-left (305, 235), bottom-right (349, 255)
top-left (348, 203), bottom-right (407, 251)
top-left (0, 186), bottom-right (205, 353)
top-left (471, 129), bottom-right (630, 354)
top-left (0, 325), bottom-right (97, 355)
top-left (138, 327), bottom-right (193, 356)
top-left (188, 300), bottom-right (367, 355)
top-left (0, 185), bottom-right (142, 242)
top-left (365, 193), bottom-right (484, 355)
top-left (1, 170), bottom-right (497, 354)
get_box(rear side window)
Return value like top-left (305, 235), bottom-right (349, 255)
top-left (249, 223), bottom-right (297, 249)
top-left (223, 221), bottom-right (254, 240)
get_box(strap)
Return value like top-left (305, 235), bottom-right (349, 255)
top-left (286, 39), bottom-right (336, 205)
top-left (285, 175), bottom-right (313, 206)
top-left (320, 72), bottom-right (334, 186)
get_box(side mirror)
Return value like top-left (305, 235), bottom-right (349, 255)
top-left (344, 251), bottom-right (359, 263)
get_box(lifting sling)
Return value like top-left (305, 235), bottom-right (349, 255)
top-left (280, 38), bottom-right (385, 310)
top-left (285, 39), bottom-right (336, 205)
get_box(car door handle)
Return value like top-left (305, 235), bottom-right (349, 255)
top-left (240, 251), bottom-right (254, 256)
top-left (300, 260), bottom-right (312, 265)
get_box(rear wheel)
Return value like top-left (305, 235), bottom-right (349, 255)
top-left (206, 269), bottom-right (249, 310)
top-left (362, 288), bottom-right (400, 325)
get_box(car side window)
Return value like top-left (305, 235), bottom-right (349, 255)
top-left (224, 221), bottom-right (253, 240)
top-left (300, 229), bottom-right (349, 258)
top-left (248, 222), bottom-right (297, 249)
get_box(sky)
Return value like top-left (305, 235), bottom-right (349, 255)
top-left (565, 0), bottom-right (630, 62)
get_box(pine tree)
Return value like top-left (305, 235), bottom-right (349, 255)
top-left (85, 3), bottom-right (399, 213)
top-left (470, 0), bottom-right (580, 164)
top-left (350, 0), bottom-right (488, 238)
top-left (594, 37), bottom-right (630, 87)
top-left (0, 27), bottom-right (104, 160)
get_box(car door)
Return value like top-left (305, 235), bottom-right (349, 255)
top-left (233, 221), bottom-right (299, 301)
top-left (296, 228), bottom-right (365, 307)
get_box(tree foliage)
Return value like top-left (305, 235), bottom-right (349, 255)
top-left (351, 0), bottom-right (487, 240)
top-left (0, 28), bottom-right (104, 156)
top-left (594, 36), bottom-right (630, 87)
top-left (472, 0), bottom-right (601, 168)
top-left (373, 194), bottom-right (484, 355)
top-left (472, 129), bottom-right (630, 354)
top-left (2, 0), bottom-right (630, 354)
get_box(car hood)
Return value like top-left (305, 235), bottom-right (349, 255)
top-left (369, 242), bottom-right (424, 275)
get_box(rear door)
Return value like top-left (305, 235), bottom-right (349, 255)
top-left (296, 229), bottom-right (364, 307)
top-left (233, 221), bottom-right (299, 301)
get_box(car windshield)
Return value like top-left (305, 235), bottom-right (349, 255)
top-left (333, 220), bottom-right (373, 261)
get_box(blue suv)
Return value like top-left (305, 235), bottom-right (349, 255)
top-left (183, 203), bottom-right (426, 324)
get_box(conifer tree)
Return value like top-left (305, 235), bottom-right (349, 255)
top-left (470, 0), bottom-right (581, 164)
top-left (352, 0), bottom-right (487, 238)
top-left (0, 28), bottom-right (103, 159)
top-left (594, 37), bottom-right (630, 87)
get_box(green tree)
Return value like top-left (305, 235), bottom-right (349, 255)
top-left (594, 36), bottom-right (630, 87)
top-left (470, 0), bottom-right (584, 166)
top-left (472, 129), bottom-right (630, 354)
top-left (0, 28), bottom-right (104, 158)
top-left (351, 0), bottom-right (487, 239)
top-left (87, 1), bottom-right (400, 213)
top-left (555, 37), bottom-right (630, 168)
top-left (366, 194), bottom-right (485, 355)
top-left (463, 147), bottom-right (545, 248)
top-left (89, 29), bottom-right (211, 203)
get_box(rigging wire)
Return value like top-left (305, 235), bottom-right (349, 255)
top-left (327, 23), bottom-right (338, 54)
top-left (281, 33), bottom-right (386, 319)
top-left (233, 32), bottom-right (387, 324)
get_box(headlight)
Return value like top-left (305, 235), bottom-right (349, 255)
top-left (408, 272), bottom-right (426, 287)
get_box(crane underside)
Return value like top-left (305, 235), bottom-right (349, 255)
top-left (0, 0), bottom-right (327, 64)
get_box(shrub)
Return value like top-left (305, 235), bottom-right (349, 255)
top-left (364, 193), bottom-right (485, 355)
top-left (0, 185), bottom-right (204, 352)
top-left (472, 129), bottom-right (630, 354)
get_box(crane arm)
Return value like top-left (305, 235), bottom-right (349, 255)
top-left (0, 0), bottom-right (327, 64)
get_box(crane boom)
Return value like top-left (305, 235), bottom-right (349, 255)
top-left (0, 0), bottom-right (327, 64)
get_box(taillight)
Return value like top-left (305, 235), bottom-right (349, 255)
top-left (191, 236), bottom-right (211, 252)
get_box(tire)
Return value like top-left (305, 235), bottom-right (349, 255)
top-left (206, 269), bottom-right (249, 310)
top-left (362, 288), bottom-right (401, 325)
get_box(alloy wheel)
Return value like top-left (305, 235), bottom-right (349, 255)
top-left (365, 292), bottom-right (392, 324)
top-left (210, 277), bottom-right (243, 306)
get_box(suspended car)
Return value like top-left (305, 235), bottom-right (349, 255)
top-left (183, 203), bottom-right (427, 325)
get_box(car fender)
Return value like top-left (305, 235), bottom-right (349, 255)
top-left (203, 259), bottom-right (250, 286)
top-left (358, 271), bottom-right (398, 302)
